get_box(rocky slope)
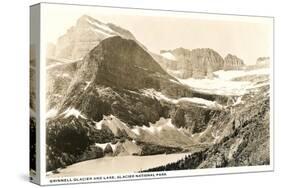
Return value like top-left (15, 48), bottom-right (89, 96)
top-left (143, 75), bottom-right (270, 171)
top-left (46, 58), bottom-right (82, 110)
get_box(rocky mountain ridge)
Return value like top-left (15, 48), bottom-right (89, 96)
top-left (159, 48), bottom-right (245, 79)
top-left (48, 15), bottom-right (246, 80)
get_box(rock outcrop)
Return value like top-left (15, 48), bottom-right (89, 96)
top-left (224, 54), bottom-right (244, 70)
top-left (256, 57), bottom-right (270, 68)
top-left (171, 104), bottom-right (218, 134)
top-left (191, 48), bottom-right (224, 78)
top-left (103, 144), bottom-right (113, 155)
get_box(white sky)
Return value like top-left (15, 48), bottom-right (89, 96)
top-left (41, 3), bottom-right (273, 65)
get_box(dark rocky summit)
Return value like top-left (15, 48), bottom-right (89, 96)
top-left (57, 36), bottom-right (194, 125)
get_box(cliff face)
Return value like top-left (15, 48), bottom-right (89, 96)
top-left (159, 48), bottom-right (226, 79)
top-left (191, 48), bottom-right (224, 78)
top-left (224, 54), bottom-right (245, 70)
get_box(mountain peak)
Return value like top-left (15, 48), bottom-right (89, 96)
top-left (82, 36), bottom-right (173, 90)
top-left (53, 15), bottom-right (136, 60)
top-left (77, 14), bottom-right (101, 25)
top-left (224, 53), bottom-right (244, 70)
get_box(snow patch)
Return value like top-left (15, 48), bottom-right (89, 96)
top-left (232, 96), bottom-right (244, 106)
top-left (84, 81), bottom-right (91, 90)
top-left (87, 18), bottom-right (115, 33)
top-left (178, 78), bottom-right (251, 96)
top-left (95, 120), bottom-right (103, 130)
top-left (214, 68), bottom-right (269, 81)
top-left (96, 115), bottom-right (137, 138)
top-left (178, 97), bottom-right (223, 109)
top-left (177, 68), bottom-right (269, 96)
top-left (140, 89), bottom-right (177, 104)
top-left (95, 142), bottom-right (117, 152)
top-left (141, 89), bottom-right (223, 109)
top-left (62, 108), bottom-right (86, 119)
top-left (46, 108), bottom-right (58, 119)
top-left (91, 27), bottom-right (114, 37)
top-left (131, 128), bottom-right (140, 136)
top-left (161, 52), bottom-right (177, 61)
top-left (131, 118), bottom-right (184, 136)
top-left (169, 79), bottom-right (180, 83)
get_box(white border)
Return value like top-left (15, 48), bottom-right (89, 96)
top-left (38, 3), bottom-right (274, 185)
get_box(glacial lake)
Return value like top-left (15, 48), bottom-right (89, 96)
top-left (48, 153), bottom-right (190, 177)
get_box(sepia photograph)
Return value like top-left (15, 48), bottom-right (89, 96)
top-left (37, 3), bottom-right (273, 182)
